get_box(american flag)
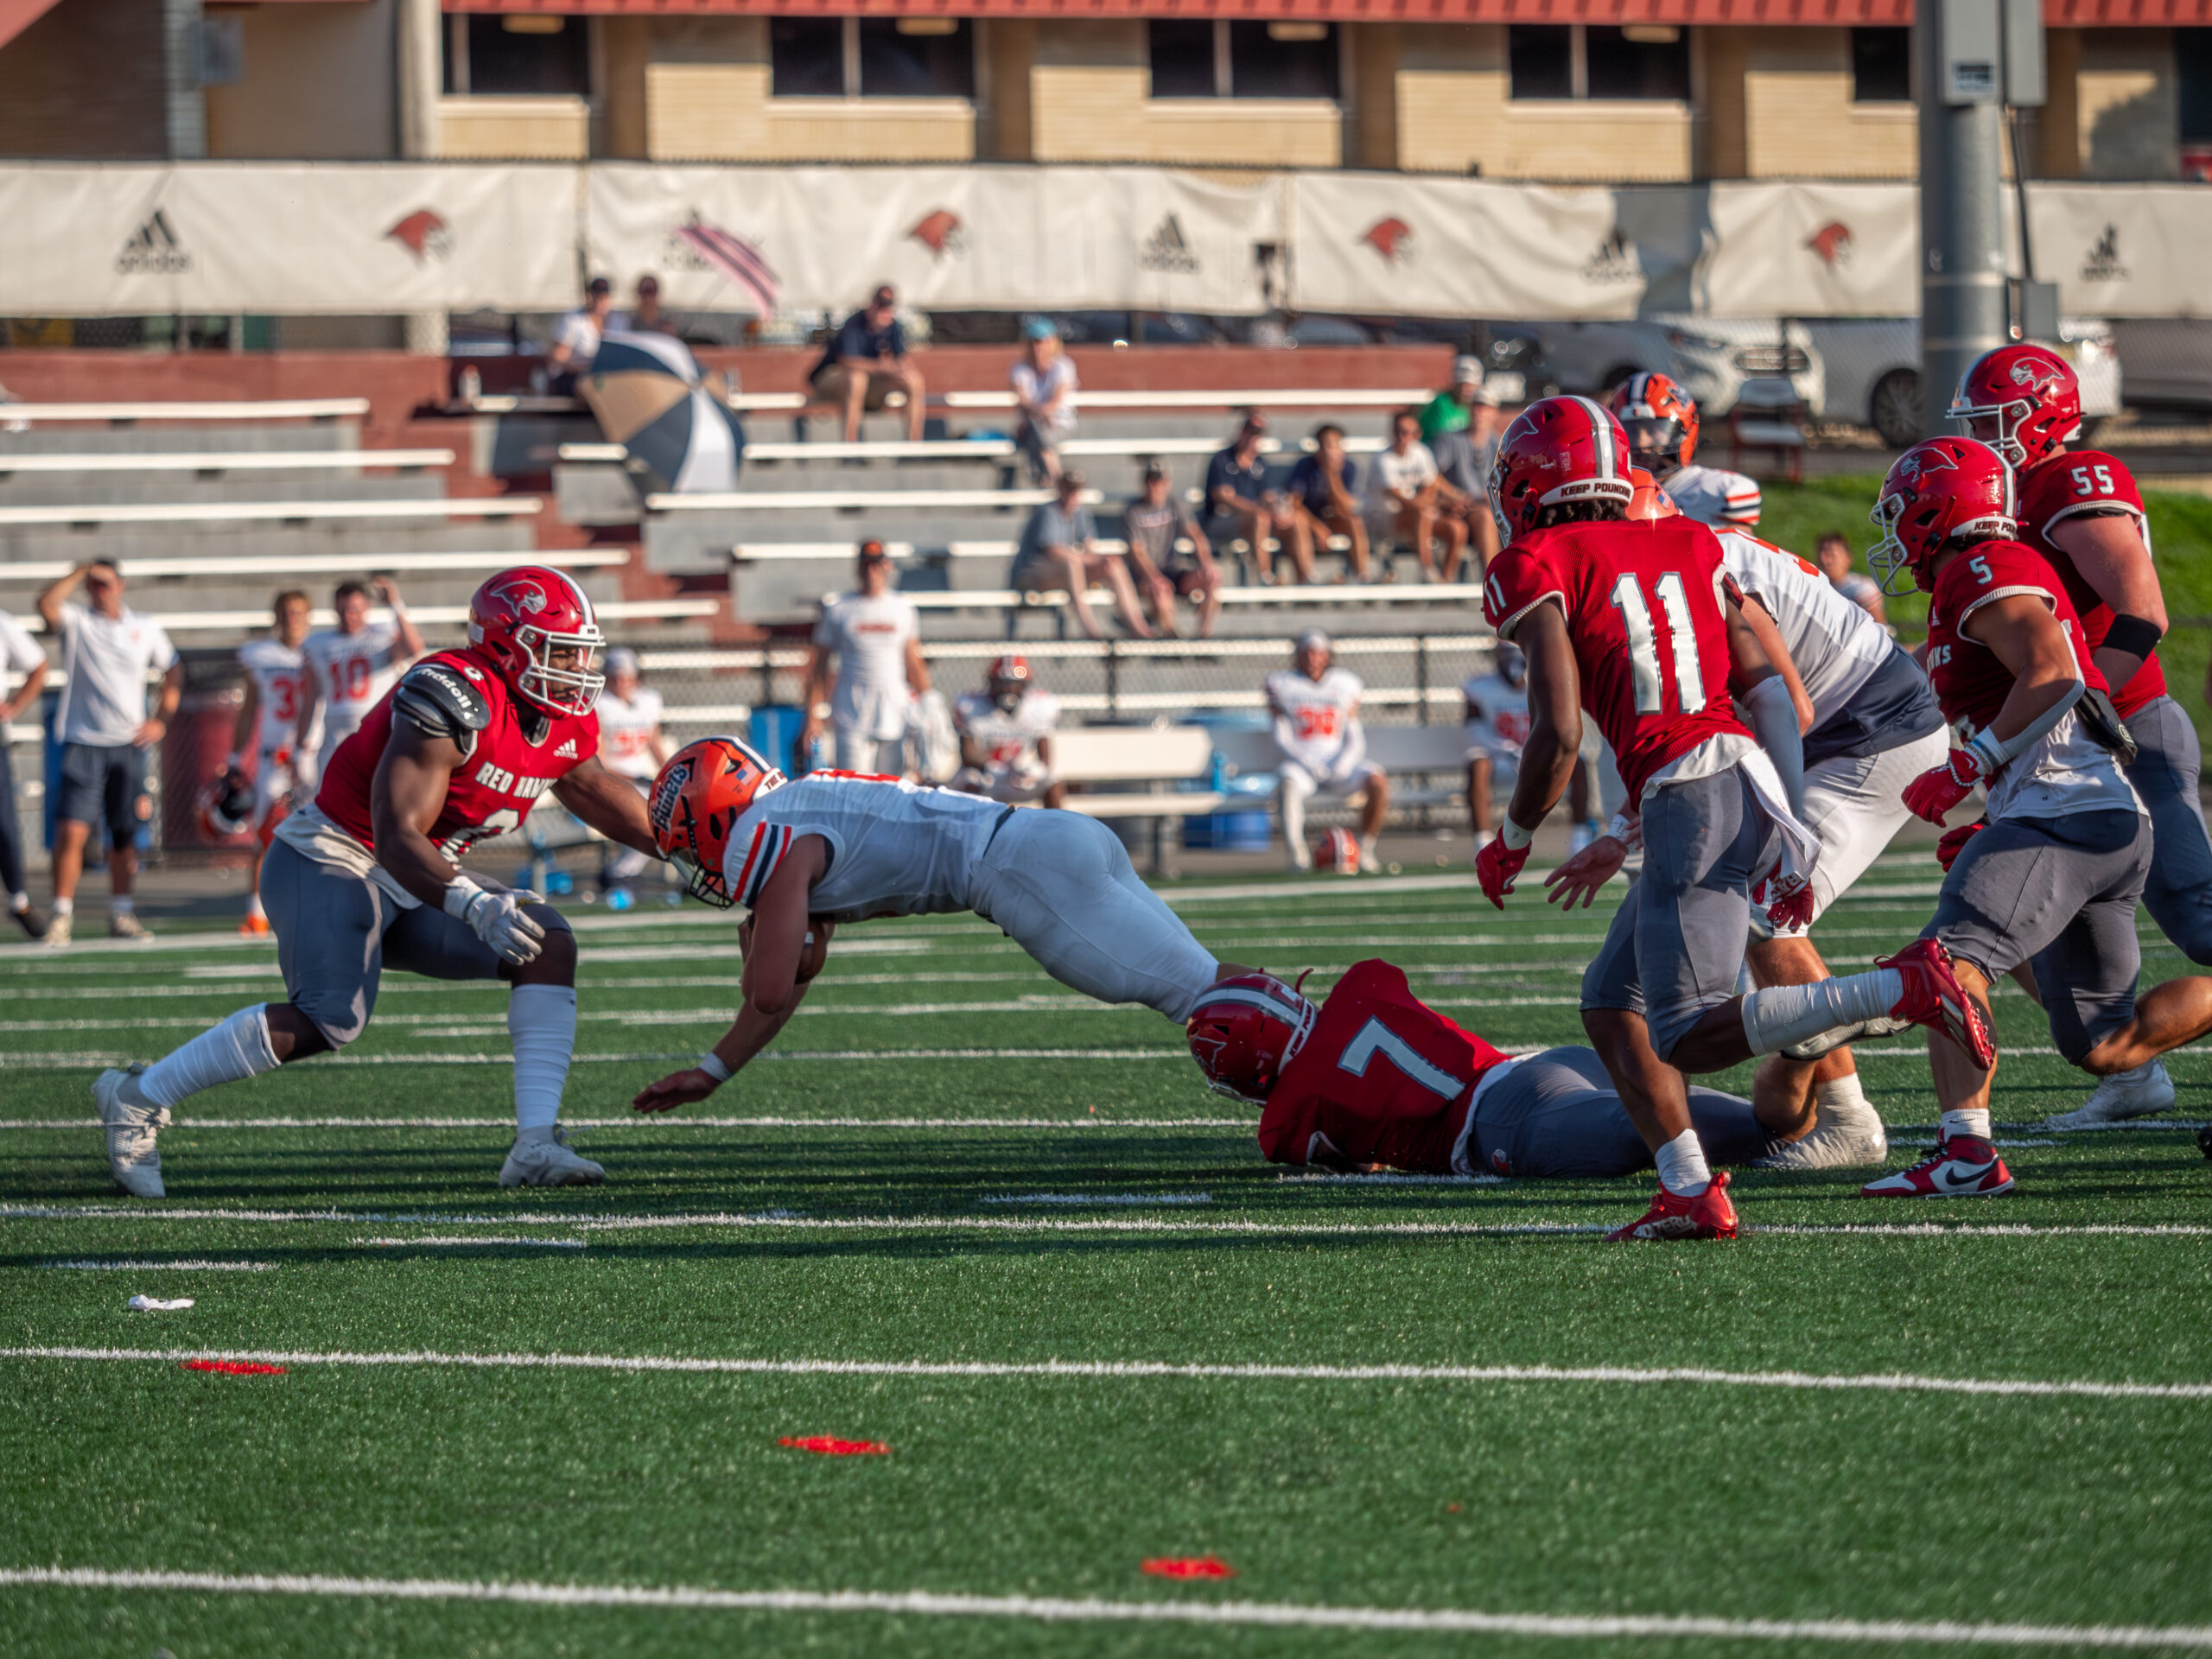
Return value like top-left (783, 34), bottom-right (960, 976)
top-left (677, 217), bottom-right (779, 318)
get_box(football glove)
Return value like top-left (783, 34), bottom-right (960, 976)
top-left (448, 884), bottom-right (546, 965)
top-left (1902, 748), bottom-right (1987, 827)
top-left (1759, 868), bottom-right (1815, 935)
top-left (1936, 818), bottom-right (1986, 873)
top-left (1474, 835), bottom-right (1529, 909)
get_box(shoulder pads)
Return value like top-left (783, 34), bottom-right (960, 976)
top-left (393, 659), bottom-right (492, 745)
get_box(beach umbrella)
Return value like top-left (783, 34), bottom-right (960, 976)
top-left (579, 328), bottom-right (745, 494)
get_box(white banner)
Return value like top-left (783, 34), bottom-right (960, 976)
top-left (2026, 185), bottom-right (2212, 320)
top-left (1700, 182), bottom-right (1921, 318)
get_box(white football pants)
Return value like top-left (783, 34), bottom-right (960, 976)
top-left (1755, 727), bottom-right (1952, 938)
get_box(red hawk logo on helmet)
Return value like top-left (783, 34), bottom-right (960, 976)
top-left (467, 565), bottom-right (604, 716)
top-left (1868, 438), bottom-right (2014, 597)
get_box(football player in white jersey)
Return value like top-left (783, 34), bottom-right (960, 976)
top-left (1462, 641), bottom-right (1531, 845)
top-left (229, 589), bottom-right (315, 935)
top-left (1608, 372), bottom-right (1761, 529)
top-left (631, 738), bottom-right (1256, 1110)
top-left (595, 645), bottom-right (669, 891)
top-left (1267, 631), bottom-right (1389, 874)
top-left (299, 576), bottom-right (424, 779)
top-left (952, 654), bottom-right (1064, 809)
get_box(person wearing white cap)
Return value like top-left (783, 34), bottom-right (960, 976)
top-left (596, 645), bottom-right (669, 890)
top-left (1265, 631), bottom-right (1389, 873)
top-left (1418, 355), bottom-right (1490, 443)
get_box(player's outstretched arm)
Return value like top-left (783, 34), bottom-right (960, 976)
top-left (553, 754), bottom-right (660, 856)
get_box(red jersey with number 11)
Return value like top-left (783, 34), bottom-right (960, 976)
top-left (316, 646), bottom-right (600, 865)
top-left (1483, 515), bottom-right (1750, 800)
top-left (1256, 960), bottom-right (1511, 1174)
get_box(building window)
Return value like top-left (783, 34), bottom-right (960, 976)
top-left (1852, 27), bottom-right (1912, 104)
top-left (1509, 24), bottom-right (1688, 102)
top-left (1147, 19), bottom-right (1340, 99)
top-left (2180, 29), bottom-right (2212, 143)
top-left (772, 16), bottom-right (975, 99)
top-left (445, 14), bottom-right (590, 97)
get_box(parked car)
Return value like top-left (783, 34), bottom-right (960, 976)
top-left (2110, 320), bottom-right (2212, 410)
top-left (1807, 317), bottom-right (2120, 447)
top-left (1525, 317), bottom-right (1826, 420)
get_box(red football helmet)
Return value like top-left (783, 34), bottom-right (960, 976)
top-left (986, 653), bottom-right (1033, 713)
top-left (648, 735), bottom-right (788, 907)
top-left (1312, 828), bottom-right (1361, 875)
top-left (1185, 973), bottom-right (1318, 1105)
top-left (1607, 372), bottom-right (1700, 478)
top-left (1869, 438), bottom-right (2018, 596)
top-left (1624, 465), bottom-right (1681, 523)
top-left (1487, 396), bottom-right (1636, 550)
top-left (468, 565), bottom-right (606, 716)
top-left (1948, 343), bottom-right (2081, 469)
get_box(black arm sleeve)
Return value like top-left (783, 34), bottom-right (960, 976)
top-left (391, 661), bottom-right (491, 748)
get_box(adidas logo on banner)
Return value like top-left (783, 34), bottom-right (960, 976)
top-left (116, 209), bottom-right (192, 276)
top-left (1139, 214), bottom-right (1200, 274)
top-left (1582, 226), bottom-right (1639, 286)
top-left (554, 739), bottom-right (578, 759)
top-left (2081, 224), bottom-right (2130, 283)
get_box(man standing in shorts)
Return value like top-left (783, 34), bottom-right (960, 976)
top-left (35, 561), bottom-right (180, 947)
top-left (1122, 461), bottom-right (1224, 638)
top-left (1268, 631), bottom-right (1389, 874)
top-left (802, 541), bottom-right (931, 773)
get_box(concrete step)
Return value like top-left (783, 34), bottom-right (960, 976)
top-left (0, 518), bottom-right (538, 563)
top-left (0, 474), bottom-right (454, 509)
top-left (0, 422), bottom-right (364, 457)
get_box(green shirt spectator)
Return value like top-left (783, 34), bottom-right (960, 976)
top-left (1417, 355), bottom-right (1489, 442)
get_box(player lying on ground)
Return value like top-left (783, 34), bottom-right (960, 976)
top-left (1844, 437), bottom-right (2212, 1198)
top-left (630, 738), bottom-right (1256, 1110)
top-left (1474, 397), bottom-right (1991, 1243)
top-left (1191, 960), bottom-right (1796, 1178)
top-left (92, 569), bottom-right (663, 1197)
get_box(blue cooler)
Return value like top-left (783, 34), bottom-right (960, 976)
top-left (1180, 713), bottom-right (1276, 851)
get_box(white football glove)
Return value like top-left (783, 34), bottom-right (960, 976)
top-left (444, 880), bottom-right (545, 966)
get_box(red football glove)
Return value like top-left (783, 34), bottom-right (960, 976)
top-left (1901, 748), bottom-right (1986, 827)
top-left (1475, 835), bottom-right (1530, 909)
top-left (1936, 818), bottom-right (1986, 873)
top-left (1759, 868), bottom-right (1816, 935)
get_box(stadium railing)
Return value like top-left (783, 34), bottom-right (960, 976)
top-left (0, 398), bottom-right (371, 425)
top-left (13, 596), bottom-right (716, 637)
top-left (0, 498), bottom-right (542, 528)
top-left (562, 435), bottom-right (1389, 466)
top-left (645, 486), bottom-right (1103, 513)
top-left (0, 449), bottom-right (454, 475)
top-left (0, 548), bottom-right (626, 587)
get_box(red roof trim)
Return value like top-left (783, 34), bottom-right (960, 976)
top-left (440, 0), bottom-right (2196, 20)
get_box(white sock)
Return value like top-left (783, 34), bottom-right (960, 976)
top-left (509, 983), bottom-right (577, 1132)
top-left (1280, 785), bottom-right (1308, 853)
top-left (52, 896), bottom-right (73, 918)
top-left (1738, 969), bottom-right (1904, 1056)
top-left (1941, 1108), bottom-right (1993, 1143)
top-left (1814, 1071), bottom-right (1872, 1122)
top-left (9, 893), bottom-right (26, 913)
top-left (111, 895), bottom-right (134, 916)
top-left (137, 1004), bottom-right (281, 1110)
top-left (245, 893), bottom-right (267, 921)
top-left (1654, 1128), bottom-right (1711, 1197)
top-left (1357, 833), bottom-right (1377, 864)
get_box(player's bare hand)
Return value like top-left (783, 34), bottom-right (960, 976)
top-left (1543, 836), bottom-right (1626, 910)
top-left (632, 1068), bottom-right (721, 1113)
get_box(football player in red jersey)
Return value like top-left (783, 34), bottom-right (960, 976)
top-left (1952, 345), bottom-right (2206, 1127)
top-left (89, 568), bottom-right (664, 1198)
top-left (1859, 438), bottom-right (2212, 1196)
top-left (1475, 397), bottom-right (1990, 1241)
top-left (1191, 962), bottom-right (1792, 1181)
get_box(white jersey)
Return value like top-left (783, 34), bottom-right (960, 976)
top-left (237, 638), bottom-right (313, 762)
top-left (1267, 667), bottom-right (1365, 774)
top-left (721, 773), bottom-right (1007, 921)
top-left (1716, 531), bottom-right (1891, 728)
top-left (1666, 463), bottom-right (1762, 528)
top-left (955, 688), bottom-right (1060, 786)
top-left (597, 686), bottom-right (665, 781)
top-left (814, 592), bottom-right (918, 742)
top-left (1461, 672), bottom-right (1531, 764)
top-left (303, 622), bottom-right (407, 766)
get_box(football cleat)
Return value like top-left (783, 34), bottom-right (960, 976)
top-left (93, 1065), bottom-right (168, 1198)
top-left (1751, 1094), bottom-right (1889, 1171)
top-left (1878, 938), bottom-right (1995, 1071)
top-left (108, 912), bottom-right (153, 941)
top-left (499, 1126), bottom-right (605, 1188)
top-left (41, 912), bottom-right (71, 950)
top-left (238, 912), bottom-right (271, 938)
top-left (2044, 1059), bottom-right (2176, 1130)
top-left (1606, 1170), bottom-right (1737, 1242)
top-left (1861, 1135), bottom-right (2013, 1198)
top-left (9, 905), bottom-right (43, 940)
top-left (1781, 1014), bottom-right (1915, 1063)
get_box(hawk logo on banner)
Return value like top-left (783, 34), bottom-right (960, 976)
top-left (1807, 221), bottom-right (1854, 269)
top-left (385, 209), bottom-right (453, 264)
top-left (2081, 225), bottom-right (2130, 283)
top-left (909, 209), bottom-right (966, 259)
top-left (1583, 226), bottom-right (1640, 285)
top-left (116, 209), bottom-right (191, 276)
top-left (1361, 217), bottom-right (1415, 264)
top-left (1139, 214), bottom-right (1199, 274)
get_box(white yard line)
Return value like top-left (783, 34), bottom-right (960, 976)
top-left (39, 1260), bottom-right (276, 1271)
top-left (980, 1193), bottom-right (1214, 1206)
top-left (358, 1236), bottom-right (583, 1249)
top-left (0, 1116), bottom-right (1255, 1131)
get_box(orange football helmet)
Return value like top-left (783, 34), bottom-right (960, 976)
top-left (649, 735), bottom-right (787, 907)
top-left (1608, 372), bottom-right (1700, 479)
top-left (1624, 466), bottom-right (1681, 523)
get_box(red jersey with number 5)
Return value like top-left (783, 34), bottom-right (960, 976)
top-left (2017, 449), bottom-right (2162, 717)
top-left (1923, 539), bottom-right (2108, 732)
top-left (1256, 960), bottom-right (1511, 1174)
top-left (315, 646), bottom-right (600, 865)
top-left (1483, 515), bottom-right (1749, 800)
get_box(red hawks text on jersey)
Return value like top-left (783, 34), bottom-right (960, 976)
top-left (1256, 960), bottom-right (1512, 1174)
top-left (1482, 515), bottom-right (1751, 800)
top-left (1923, 539), bottom-right (2109, 733)
top-left (2018, 449), bottom-right (2164, 717)
top-left (315, 647), bottom-right (600, 865)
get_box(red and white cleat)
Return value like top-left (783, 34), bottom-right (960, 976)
top-left (1878, 938), bottom-right (1996, 1071)
top-left (1860, 1135), bottom-right (2014, 1198)
top-left (1605, 1169), bottom-right (1738, 1242)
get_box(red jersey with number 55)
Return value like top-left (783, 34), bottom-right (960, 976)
top-left (316, 646), bottom-right (600, 865)
top-left (1256, 960), bottom-right (1511, 1174)
top-left (2017, 449), bottom-right (2163, 717)
top-left (1483, 515), bottom-right (1749, 800)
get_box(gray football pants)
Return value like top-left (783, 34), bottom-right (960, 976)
top-left (2124, 696), bottom-right (2212, 965)
top-left (1466, 1047), bottom-right (1784, 1179)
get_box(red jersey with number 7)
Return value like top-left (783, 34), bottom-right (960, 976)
top-left (1482, 515), bottom-right (1750, 800)
top-left (2017, 448), bottom-right (2163, 718)
top-left (315, 646), bottom-right (600, 865)
top-left (1256, 960), bottom-right (1511, 1174)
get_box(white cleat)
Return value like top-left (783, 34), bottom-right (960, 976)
top-left (42, 912), bottom-right (72, 950)
top-left (499, 1126), bottom-right (605, 1188)
top-left (1751, 1094), bottom-right (1890, 1171)
top-left (92, 1065), bottom-right (168, 1198)
top-left (2044, 1059), bottom-right (2177, 1130)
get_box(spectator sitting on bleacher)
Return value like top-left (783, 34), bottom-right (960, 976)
top-left (1416, 355), bottom-right (1489, 442)
top-left (0, 598), bottom-right (48, 939)
top-left (547, 276), bottom-right (613, 395)
top-left (1122, 461), bottom-right (1224, 639)
top-left (1365, 410), bottom-right (1467, 583)
top-left (1204, 411), bottom-right (1306, 585)
top-left (812, 283), bottom-right (926, 444)
top-left (1012, 473), bottom-right (1155, 641)
top-left (1267, 630), bottom-right (1388, 874)
top-left (610, 275), bottom-right (671, 336)
top-left (953, 654), bottom-right (1065, 810)
top-left (1009, 318), bottom-right (1077, 485)
top-left (1428, 380), bottom-right (1503, 578)
top-left (1817, 531), bottom-right (1887, 625)
top-left (804, 540), bottom-right (931, 775)
top-left (1282, 424), bottom-right (1370, 583)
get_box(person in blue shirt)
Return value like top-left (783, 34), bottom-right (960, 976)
top-left (810, 284), bottom-right (925, 442)
top-left (1282, 424), bottom-right (1371, 582)
top-left (1203, 412), bottom-right (1307, 584)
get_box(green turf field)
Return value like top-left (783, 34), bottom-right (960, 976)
top-left (3, 860), bottom-right (2209, 1656)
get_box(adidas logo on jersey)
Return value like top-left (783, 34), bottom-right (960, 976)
top-left (554, 739), bottom-right (578, 759)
